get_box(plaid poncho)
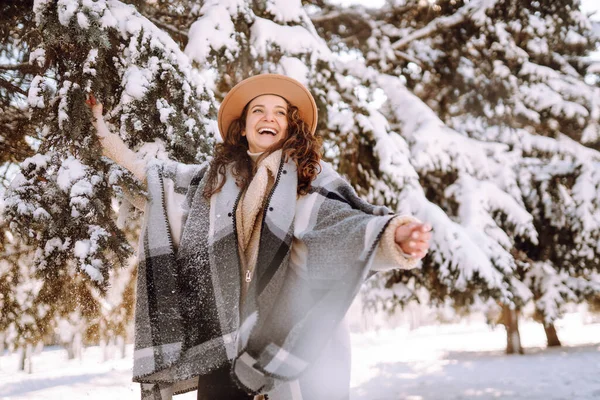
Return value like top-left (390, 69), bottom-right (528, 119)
top-left (133, 154), bottom-right (414, 399)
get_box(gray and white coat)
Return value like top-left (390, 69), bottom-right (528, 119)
top-left (95, 124), bottom-right (419, 400)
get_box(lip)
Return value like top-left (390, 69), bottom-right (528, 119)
top-left (257, 127), bottom-right (279, 135)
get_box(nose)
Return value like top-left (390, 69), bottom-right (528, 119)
top-left (262, 111), bottom-right (276, 122)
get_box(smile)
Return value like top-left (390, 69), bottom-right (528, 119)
top-left (258, 128), bottom-right (278, 136)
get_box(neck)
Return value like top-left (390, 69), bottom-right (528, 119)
top-left (247, 150), bottom-right (264, 163)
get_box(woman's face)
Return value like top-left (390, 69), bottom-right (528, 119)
top-left (242, 94), bottom-right (289, 153)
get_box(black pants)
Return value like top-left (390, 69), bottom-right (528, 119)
top-left (196, 365), bottom-right (255, 400)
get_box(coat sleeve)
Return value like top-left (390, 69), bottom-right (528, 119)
top-left (94, 115), bottom-right (148, 184)
top-left (150, 158), bottom-right (209, 250)
top-left (308, 161), bottom-right (421, 273)
top-left (371, 214), bottom-right (422, 271)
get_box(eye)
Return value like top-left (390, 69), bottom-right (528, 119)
top-left (252, 108), bottom-right (263, 113)
top-left (277, 110), bottom-right (286, 115)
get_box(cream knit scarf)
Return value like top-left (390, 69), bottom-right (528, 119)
top-left (236, 149), bottom-right (283, 301)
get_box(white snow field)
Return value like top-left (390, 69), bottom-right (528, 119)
top-left (1, 315), bottom-right (599, 400)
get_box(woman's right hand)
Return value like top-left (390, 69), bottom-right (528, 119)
top-left (84, 93), bottom-right (148, 185)
top-left (85, 93), bottom-right (104, 126)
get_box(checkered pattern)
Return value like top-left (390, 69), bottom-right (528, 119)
top-left (133, 156), bottom-right (401, 399)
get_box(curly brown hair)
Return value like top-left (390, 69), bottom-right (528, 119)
top-left (203, 99), bottom-right (323, 199)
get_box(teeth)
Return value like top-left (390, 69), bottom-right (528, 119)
top-left (259, 128), bottom-right (277, 135)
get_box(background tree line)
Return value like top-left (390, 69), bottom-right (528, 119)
top-left (1, 0), bottom-right (599, 370)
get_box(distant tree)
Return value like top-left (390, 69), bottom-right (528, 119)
top-left (311, 0), bottom-right (600, 352)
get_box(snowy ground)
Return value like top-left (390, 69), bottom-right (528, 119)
top-left (1, 315), bottom-right (599, 400)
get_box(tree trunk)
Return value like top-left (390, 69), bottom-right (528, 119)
top-left (501, 305), bottom-right (524, 355)
top-left (101, 338), bottom-right (109, 362)
top-left (26, 344), bottom-right (33, 374)
top-left (18, 344), bottom-right (33, 373)
top-left (543, 322), bottom-right (562, 347)
top-left (75, 332), bottom-right (82, 360)
top-left (0, 333), bottom-right (4, 368)
top-left (18, 347), bottom-right (26, 371)
top-left (118, 336), bottom-right (127, 359)
top-left (66, 332), bottom-right (83, 360)
top-left (66, 338), bottom-right (76, 360)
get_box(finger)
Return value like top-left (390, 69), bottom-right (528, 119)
top-left (414, 242), bottom-right (430, 252)
top-left (407, 241), bottom-right (429, 255)
top-left (419, 223), bottom-right (432, 233)
top-left (404, 222), bottom-right (422, 232)
top-left (396, 222), bottom-right (420, 243)
top-left (419, 232), bottom-right (432, 241)
top-left (411, 223), bottom-right (432, 234)
top-left (410, 231), bottom-right (431, 241)
top-left (407, 240), bottom-right (428, 249)
top-left (411, 249), bottom-right (427, 259)
top-left (407, 241), bottom-right (425, 252)
top-left (408, 251), bottom-right (423, 259)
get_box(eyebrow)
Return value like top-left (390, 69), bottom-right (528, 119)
top-left (250, 104), bottom-right (287, 110)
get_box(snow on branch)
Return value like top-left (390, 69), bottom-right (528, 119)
top-left (3, 0), bottom-right (218, 287)
top-left (249, 17), bottom-right (331, 60)
top-left (524, 262), bottom-right (599, 323)
top-left (373, 72), bottom-right (538, 300)
top-left (391, 0), bottom-right (498, 51)
top-left (588, 63), bottom-right (600, 75)
top-left (185, 1), bottom-right (247, 65)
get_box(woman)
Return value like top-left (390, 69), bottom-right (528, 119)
top-left (88, 74), bottom-right (431, 400)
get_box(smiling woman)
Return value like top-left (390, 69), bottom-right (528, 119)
top-left (86, 73), bottom-right (432, 400)
top-left (243, 95), bottom-right (289, 153)
top-left (203, 75), bottom-right (323, 201)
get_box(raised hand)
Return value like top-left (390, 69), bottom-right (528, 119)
top-left (394, 222), bottom-right (432, 259)
top-left (85, 93), bottom-right (103, 122)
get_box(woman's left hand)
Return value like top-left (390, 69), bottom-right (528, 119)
top-left (395, 222), bottom-right (432, 259)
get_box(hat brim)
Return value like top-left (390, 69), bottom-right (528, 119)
top-left (218, 74), bottom-right (318, 141)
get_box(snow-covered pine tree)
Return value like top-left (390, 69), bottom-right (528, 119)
top-left (351, 67), bottom-right (539, 353)
top-left (1, 0), bottom-right (217, 354)
top-left (312, 0), bottom-right (600, 351)
top-left (0, 0), bottom-right (38, 173)
top-left (0, 220), bottom-right (44, 370)
top-left (0, 5), bottom-right (40, 353)
top-left (4, 0), bottom-right (217, 287)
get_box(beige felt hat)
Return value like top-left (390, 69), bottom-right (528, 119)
top-left (218, 74), bottom-right (318, 140)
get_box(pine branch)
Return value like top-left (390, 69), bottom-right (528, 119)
top-left (551, 52), bottom-right (583, 77)
top-left (0, 162), bottom-right (13, 188)
top-left (0, 63), bottom-right (40, 74)
top-left (145, 15), bottom-right (188, 45)
top-left (391, 0), bottom-right (495, 51)
top-left (1, 248), bottom-right (33, 259)
top-left (391, 13), bottom-right (468, 50)
top-left (0, 142), bottom-right (34, 161)
top-left (309, 10), bottom-right (343, 23)
top-left (0, 76), bottom-right (27, 96)
top-left (394, 50), bottom-right (424, 68)
top-left (310, 3), bottom-right (413, 23)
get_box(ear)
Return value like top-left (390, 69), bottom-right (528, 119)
top-left (241, 129), bottom-right (246, 137)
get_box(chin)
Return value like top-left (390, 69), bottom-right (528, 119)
top-left (256, 140), bottom-right (277, 151)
